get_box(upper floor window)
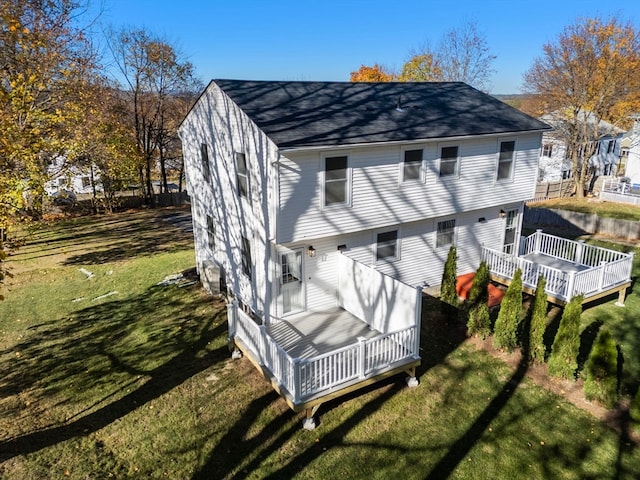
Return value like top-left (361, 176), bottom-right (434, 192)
top-left (201, 144), bottom-right (210, 182)
top-left (497, 140), bottom-right (515, 180)
top-left (206, 215), bottom-right (215, 251)
top-left (236, 152), bottom-right (249, 198)
top-left (403, 149), bottom-right (423, 182)
top-left (439, 146), bottom-right (459, 177)
top-left (607, 140), bottom-right (615, 154)
top-left (542, 144), bottom-right (553, 157)
top-left (562, 169), bottom-right (572, 180)
top-left (324, 155), bottom-right (348, 206)
top-left (241, 235), bottom-right (252, 280)
top-left (82, 176), bottom-right (91, 188)
top-left (436, 219), bottom-right (455, 248)
top-left (376, 230), bottom-right (398, 261)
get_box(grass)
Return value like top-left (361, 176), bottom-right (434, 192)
top-left (528, 197), bottom-right (640, 222)
top-left (1, 209), bottom-right (639, 479)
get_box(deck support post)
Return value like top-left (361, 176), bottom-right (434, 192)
top-left (303, 405), bottom-right (321, 430)
top-left (575, 240), bottom-right (584, 266)
top-left (615, 287), bottom-right (627, 307)
top-left (405, 366), bottom-right (419, 387)
top-left (534, 229), bottom-right (543, 254)
top-left (357, 336), bottom-right (367, 379)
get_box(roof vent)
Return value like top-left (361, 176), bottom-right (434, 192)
top-left (396, 95), bottom-right (404, 112)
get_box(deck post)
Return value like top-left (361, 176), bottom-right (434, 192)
top-left (575, 240), bottom-right (585, 266)
top-left (292, 358), bottom-right (302, 404)
top-left (534, 229), bottom-right (543, 254)
top-left (357, 336), bottom-right (367, 379)
top-left (303, 405), bottom-right (320, 430)
top-left (258, 325), bottom-right (267, 366)
top-left (615, 287), bottom-right (627, 307)
top-left (566, 272), bottom-right (576, 302)
top-left (227, 300), bottom-right (242, 358)
top-left (597, 261), bottom-right (606, 291)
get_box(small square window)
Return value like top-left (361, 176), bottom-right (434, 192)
top-left (403, 149), bottom-right (423, 181)
top-left (436, 219), bottom-right (455, 248)
top-left (376, 230), bottom-right (398, 261)
top-left (81, 176), bottom-right (91, 188)
top-left (542, 144), bottom-right (553, 157)
top-left (439, 146), bottom-right (458, 177)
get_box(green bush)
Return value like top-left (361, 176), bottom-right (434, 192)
top-left (548, 294), bottom-right (584, 380)
top-left (528, 275), bottom-right (548, 364)
top-left (466, 261), bottom-right (491, 338)
top-left (493, 268), bottom-right (523, 352)
top-left (583, 328), bottom-right (618, 408)
top-left (631, 388), bottom-right (640, 425)
top-left (440, 245), bottom-right (459, 311)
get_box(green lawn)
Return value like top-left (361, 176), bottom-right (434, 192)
top-left (0, 209), bottom-right (638, 479)
top-left (528, 197), bottom-right (640, 222)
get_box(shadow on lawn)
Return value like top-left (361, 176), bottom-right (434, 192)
top-left (0, 283), bottom-right (225, 461)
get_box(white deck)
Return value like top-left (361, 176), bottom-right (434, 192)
top-left (267, 308), bottom-right (380, 359)
top-left (522, 253), bottom-right (589, 273)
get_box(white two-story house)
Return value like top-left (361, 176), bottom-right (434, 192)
top-left (179, 80), bottom-right (552, 428)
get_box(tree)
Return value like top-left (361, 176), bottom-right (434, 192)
top-left (631, 387), bottom-right (640, 425)
top-left (493, 268), bottom-right (523, 351)
top-left (107, 28), bottom-right (200, 204)
top-left (583, 328), bottom-right (618, 408)
top-left (548, 294), bottom-right (584, 379)
top-left (528, 275), bottom-right (548, 364)
top-left (466, 261), bottom-right (491, 338)
top-left (435, 21), bottom-right (496, 91)
top-left (349, 64), bottom-right (395, 82)
top-left (523, 17), bottom-right (640, 198)
top-left (398, 52), bottom-right (441, 82)
top-left (440, 245), bottom-right (458, 312)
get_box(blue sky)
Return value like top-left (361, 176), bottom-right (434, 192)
top-left (95, 0), bottom-right (639, 94)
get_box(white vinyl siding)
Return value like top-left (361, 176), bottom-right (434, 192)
top-left (277, 133), bottom-right (542, 244)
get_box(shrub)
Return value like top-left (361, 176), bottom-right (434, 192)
top-left (440, 245), bottom-right (458, 312)
top-left (583, 328), bottom-right (618, 408)
top-left (548, 294), bottom-right (584, 380)
top-left (466, 261), bottom-right (491, 338)
top-left (493, 268), bottom-right (523, 352)
top-left (528, 275), bottom-right (548, 364)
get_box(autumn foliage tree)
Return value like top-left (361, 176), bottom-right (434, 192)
top-left (349, 63), bottom-right (395, 82)
top-left (524, 17), bottom-right (640, 197)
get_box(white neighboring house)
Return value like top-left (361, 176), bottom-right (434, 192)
top-left (538, 113), bottom-right (623, 186)
top-left (44, 156), bottom-right (102, 196)
top-left (621, 115), bottom-right (640, 185)
top-left (179, 80), bottom-right (552, 427)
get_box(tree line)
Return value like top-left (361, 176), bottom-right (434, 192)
top-left (351, 18), bottom-right (640, 200)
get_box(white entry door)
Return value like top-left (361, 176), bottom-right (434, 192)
top-left (279, 249), bottom-right (304, 315)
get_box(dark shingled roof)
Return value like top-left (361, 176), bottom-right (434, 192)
top-left (213, 80), bottom-right (551, 149)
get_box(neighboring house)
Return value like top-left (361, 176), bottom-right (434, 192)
top-left (179, 80), bottom-right (630, 428)
top-left (538, 113), bottom-right (623, 187)
top-left (621, 114), bottom-right (640, 185)
top-left (44, 156), bottom-right (102, 196)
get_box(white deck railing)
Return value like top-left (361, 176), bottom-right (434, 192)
top-left (228, 306), bottom-right (419, 405)
top-left (483, 230), bottom-right (633, 302)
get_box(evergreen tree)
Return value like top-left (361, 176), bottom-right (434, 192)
top-left (440, 246), bottom-right (459, 310)
top-left (467, 261), bottom-right (491, 338)
top-left (493, 268), bottom-right (523, 351)
top-left (548, 294), bottom-right (584, 379)
top-left (529, 275), bottom-right (548, 364)
top-left (583, 329), bottom-right (618, 408)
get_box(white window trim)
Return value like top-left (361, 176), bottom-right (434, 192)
top-left (321, 153), bottom-right (352, 209)
top-left (374, 228), bottom-right (401, 263)
top-left (400, 146), bottom-right (425, 184)
top-left (496, 138), bottom-right (517, 183)
top-left (438, 143), bottom-right (460, 179)
top-left (435, 218), bottom-right (456, 249)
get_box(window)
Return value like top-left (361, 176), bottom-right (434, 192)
top-left (436, 219), bottom-right (455, 248)
top-left (236, 153), bottom-right (249, 198)
top-left (376, 230), bottom-right (398, 261)
top-left (562, 169), bottom-right (572, 180)
top-left (58, 178), bottom-right (66, 187)
top-left (542, 144), bottom-right (553, 157)
top-left (324, 155), bottom-right (348, 205)
top-left (81, 176), bottom-right (91, 188)
top-left (201, 144), bottom-right (210, 181)
top-left (206, 215), bottom-right (215, 251)
top-left (497, 140), bottom-right (515, 180)
top-left (607, 140), bottom-right (615, 154)
top-left (241, 235), bottom-right (252, 280)
top-left (403, 149), bottom-right (423, 181)
top-left (439, 146), bottom-right (458, 177)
